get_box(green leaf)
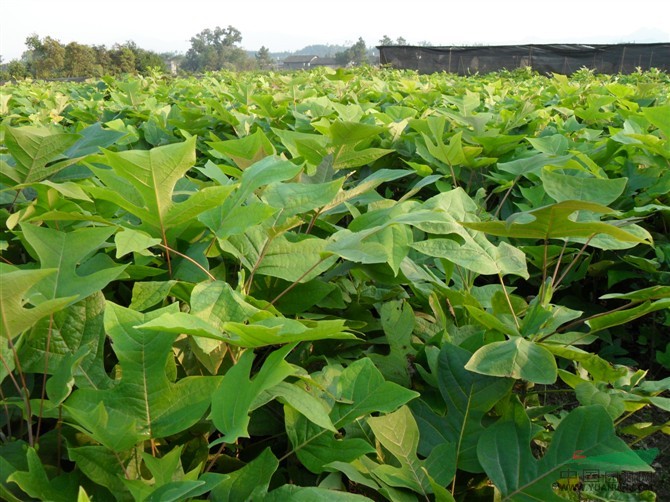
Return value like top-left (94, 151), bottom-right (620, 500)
top-left (7, 448), bottom-right (79, 502)
top-left (422, 129), bottom-right (467, 167)
top-left (465, 305), bottom-right (519, 337)
top-left (221, 226), bottom-right (336, 283)
top-left (323, 461), bottom-right (381, 492)
top-left (540, 170), bottom-right (627, 206)
top-left (323, 168), bottom-right (413, 212)
top-left (497, 153), bottom-right (572, 178)
top-left (144, 481), bottom-right (206, 502)
top-left (115, 227), bottom-right (161, 258)
top-left (211, 345), bottom-right (297, 443)
top-left (87, 138), bottom-right (233, 238)
top-left (263, 178), bottom-right (344, 216)
top-left (333, 147), bottom-right (394, 170)
top-left (331, 358), bottom-right (420, 427)
top-left (45, 346), bottom-right (89, 404)
top-left (140, 311), bottom-right (356, 348)
top-left (163, 185), bottom-right (236, 229)
top-left (0, 268), bottom-right (74, 341)
top-left (91, 136), bottom-right (195, 227)
top-left (266, 381), bottom-right (337, 432)
top-left (285, 406), bottom-right (375, 474)
top-left (587, 299), bottom-right (670, 333)
top-left (0, 441), bottom-right (29, 502)
top-left (478, 402), bottom-right (653, 501)
top-left (64, 302), bottom-right (220, 451)
top-left (600, 285), bottom-right (670, 301)
top-left (575, 382), bottom-right (625, 419)
top-left (209, 448), bottom-right (278, 501)
top-left (233, 156), bottom-right (303, 203)
top-left (264, 485), bottom-right (374, 501)
top-left (76, 487), bottom-right (92, 502)
top-left (369, 300), bottom-right (416, 386)
top-left (129, 280), bottom-right (180, 311)
top-left (642, 104), bottom-right (670, 138)
top-left (413, 238), bottom-right (528, 279)
top-left (62, 122), bottom-right (127, 159)
top-left (527, 134), bottom-right (569, 155)
top-left (548, 345), bottom-right (628, 383)
top-left (221, 318), bottom-right (357, 347)
top-left (40, 180), bottom-right (93, 201)
top-left (207, 202), bottom-right (277, 239)
top-left (68, 446), bottom-right (128, 496)
top-left (368, 406), bottom-right (455, 495)
top-left (328, 120), bottom-right (387, 145)
top-left (325, 228), bottom-right (392, 265)
top-left (272, 129), bottom-right (328, 165)
top-left (1, 125), bottom-right (81, 184)
top-left (410, 343), bottom-right (514, 472)
top-left (142, 445), bottom-right (185, 487)
top-left (463, 200), bottom-right (651, 246)
top-left (21, 224), bottom-right (126, 301)
top-left (465, 337), bottom-right (558, 384)
top-left (208, 128), bottom-right (275, 169)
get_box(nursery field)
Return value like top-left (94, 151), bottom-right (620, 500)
top-left (1, 67), bottom-right (669, 501)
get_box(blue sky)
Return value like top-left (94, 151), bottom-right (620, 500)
top-left (1, 0), bottom-right (668, 60)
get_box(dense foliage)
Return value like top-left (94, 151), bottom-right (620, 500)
top-left (1, 67), bottom-right (669, 501)
top-left (1, 36), bottom-right (169, 80)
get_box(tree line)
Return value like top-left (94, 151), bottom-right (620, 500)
top-left (1, 28), bottom-right (419, 80)
top-left (0, 36), bottom-right (170, 80)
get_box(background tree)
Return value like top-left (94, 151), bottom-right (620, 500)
top-left (122, 41), bottom-right (167, 73)
top-left (337, 37), bottom-right (370, 66)
top-left (64, 42), bottom-right (97, 77)
top-left (182, 26), bottom-right (249, 72)
top-left (92, 45), bottom-right (112, 75)
top-left (7, 60), bottom-right (29, 79)
top-left (379, 36), bottom-right (408, 46)
top-left (379, 35), bottom-right (394, 46)
top-left (25, 34), bottom-right (65, 78)
top-left (110, 44), bottom-right (136, 73)
top-left (352, 37), bottom-right (369, 64)
top-left (6, 37), bottom-right (168, 79)
top-left (255, 46), bottom-right (273, 70)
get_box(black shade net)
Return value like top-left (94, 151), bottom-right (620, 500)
top-left (377, 43), bottom-right (670, 74)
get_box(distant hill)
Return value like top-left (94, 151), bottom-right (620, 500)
top-left (293, 44), bottom-right (349, 57)
top-left (247, 43), bottom-right (379, 63)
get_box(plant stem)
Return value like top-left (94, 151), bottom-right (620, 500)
top-left (556, 300), bottom-right (643, 335)
top-left (615, 409), bottom-right (639, 427)
top-left (157, 243), bottom-right (216, 281)
top-left (305, 209), bottom-right (321, 234)
top-left (0, 338), bottom-right (33, 446)
top-left (269, 257), bottom-right (328, 306)
top-left (35, 314), bottom-right (54, 443)
top-left (493, 179), bottom-right (517, 219)
top-left (540, 239), bottom-right (549, 302)
top-left (552, 234), bottom-right (595, 291)
top-left (160, 226), bottom-right (172, 278)
top-left (548, 239), bottom-right (569, 292)
top-left (498, 273), bottom-right (520, 330)
top-left (205, 441), bottom-right (227, 473)
top-left (0, 385), bottom-right (12, 441)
